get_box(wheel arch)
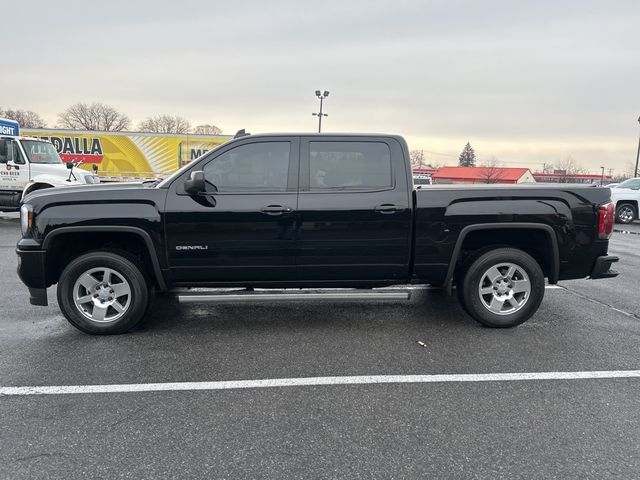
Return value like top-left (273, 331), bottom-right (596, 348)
top-left (616, 200), bottom-right (638, 216)
top-left (22, 182), bottom-right (55, 200)
top-left (43, 226), bottom-right (167, 291)
top-left (444, 223), bottom-right (560, 294)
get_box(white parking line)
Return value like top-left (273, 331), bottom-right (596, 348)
top-left (1, 370), bottom-right (638, 396)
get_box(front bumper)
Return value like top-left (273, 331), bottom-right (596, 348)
top-left (16, 248), bottom-right (48, 306)
top-left (589, 255), bottom-right (619, 280)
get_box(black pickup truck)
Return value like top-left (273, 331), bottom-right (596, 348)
top-left (16, 133), bottom-right (619, 334)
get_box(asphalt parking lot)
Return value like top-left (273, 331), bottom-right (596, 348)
top-left (0, 213), bottom-right (639, 479)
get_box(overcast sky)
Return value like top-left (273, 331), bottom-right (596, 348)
top-left (3, 0), bottom-right (639, 173)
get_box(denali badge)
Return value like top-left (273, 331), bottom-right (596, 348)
top-left (176, 245), bottom-right (209, 251)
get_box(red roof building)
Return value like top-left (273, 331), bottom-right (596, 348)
top-left (431, 166), bottom-right (536, 184)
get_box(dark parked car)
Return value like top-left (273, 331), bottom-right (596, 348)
top-left (17, 133), bottom-right (618, 334)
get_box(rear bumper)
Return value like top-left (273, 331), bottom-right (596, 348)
top-left (589, 255), bottom-right (619, 280)
top-left (16, 248), bottom-right (48, 306)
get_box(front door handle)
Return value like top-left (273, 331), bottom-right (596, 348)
top-left (261, 205), bottom-right (292, 215)
top-left (374, 204), bottom-right (405, 214)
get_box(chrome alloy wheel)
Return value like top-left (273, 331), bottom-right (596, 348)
top-left (72, 267), bottom-right (132, 323)
top-left (478, 262), bottom-right (531, 315)
top-left (618, 205), bottom-right (634, 223)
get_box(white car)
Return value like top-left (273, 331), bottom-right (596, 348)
top-left (610, 178), bottom-right (640, 224)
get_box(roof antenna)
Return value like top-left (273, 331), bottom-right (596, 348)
top-left (234, 129), bottom-right (250, 139)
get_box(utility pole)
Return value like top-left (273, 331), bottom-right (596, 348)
top-left (312, 90), bottom-right (329, 133)
top-left (600, 166), bottom-right (605, 186)
top-left (635, 116), bottom-right (640, 177)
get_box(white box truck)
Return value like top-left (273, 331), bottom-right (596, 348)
top-left (0, 118), bottom-right (99, 211)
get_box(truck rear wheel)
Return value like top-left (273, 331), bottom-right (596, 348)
top-left (458, 248), bottom-right (544, 328)
top-left (57, 251), bottom-right (150, 335)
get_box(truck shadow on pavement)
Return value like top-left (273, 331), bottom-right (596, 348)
top-left (138, 289), bottom-right (478, 335)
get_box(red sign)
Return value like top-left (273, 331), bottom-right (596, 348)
top-left (60, 153), bottom-right (104, 164)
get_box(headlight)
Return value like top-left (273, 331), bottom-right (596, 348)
top-left (20, 204), bottom-right (33, 236)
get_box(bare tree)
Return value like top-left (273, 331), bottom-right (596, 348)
top-left (138, 115), bottom-right (191, 134)
top-left (624, 160), bottom-right (636, 179)
top-left (410, 149), bottom-right (427, 168)
top-left (1, 108), bottom-right (47, 128)
top-left (58, 102), bottom-right (130, 131)
top-left (479, 157), bottom-right (505, 184)
top-left (553, 156), bottom-right (585, 183)
top-left (193, 124), bottom-right (223, 135)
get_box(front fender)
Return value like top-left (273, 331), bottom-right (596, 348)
top-left (22, 181), bottom-right (53, 200)
top-left (22, 176), bottom-right (86, 200)
top-left (29, 174), bottom-right (84, 188)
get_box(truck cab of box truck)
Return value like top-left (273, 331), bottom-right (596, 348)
top-left (0, 118), bottom-right (99, 211)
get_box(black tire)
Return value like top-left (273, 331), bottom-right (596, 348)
top-left (458, 248), bottom-right (545, 328)
top-left (615, 203), bottom-right (636, 224)
top-left (57, 251), bottom-right (151, 335)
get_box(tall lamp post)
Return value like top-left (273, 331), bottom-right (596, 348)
top-left (312, 90), bottom-right (329, 132)
top-left (635, 116), bottom-right (640, 178)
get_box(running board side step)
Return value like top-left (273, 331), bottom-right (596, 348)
top-left (177, 290), bottom-right (411, 304)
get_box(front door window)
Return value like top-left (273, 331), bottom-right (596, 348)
top-left (203, 142), bottom-right (291, 192)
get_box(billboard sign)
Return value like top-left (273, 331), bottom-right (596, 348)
top-left (22, 129), bottom-right (231, 176)
top-left (0, 118), bottom-right (20, 136)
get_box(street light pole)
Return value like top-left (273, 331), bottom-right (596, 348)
top-left (635, 116), bottom-right (640, 178)
top-left (312, 90), bottom-right (329, 133)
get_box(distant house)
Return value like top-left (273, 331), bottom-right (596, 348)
top-left (431, 166), bottom-right (536, 184)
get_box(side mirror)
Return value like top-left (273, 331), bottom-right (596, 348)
top-left (184, 170), bottom-right (206, 194)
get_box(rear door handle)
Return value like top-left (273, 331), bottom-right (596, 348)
top-left (261, 205), bottom-right (292, 215)
top-left (374, 204), bottom-right (405, 214)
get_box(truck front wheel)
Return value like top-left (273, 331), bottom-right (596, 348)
top-left (458, 248), bottom-right (545, 328)
top-left (57, 251), bottom-right (150, 334)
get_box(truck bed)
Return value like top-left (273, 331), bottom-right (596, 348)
top-left (412, 184), bottom-right (612, 286)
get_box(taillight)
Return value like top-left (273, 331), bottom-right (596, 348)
top-left (598, 202), bottom-right (614, 239)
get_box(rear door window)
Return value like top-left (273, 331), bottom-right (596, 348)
top-left (308, 141), bottom-right (392, 191)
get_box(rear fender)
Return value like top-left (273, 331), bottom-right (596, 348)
top-left (444, 223), bottom-right (560, 294)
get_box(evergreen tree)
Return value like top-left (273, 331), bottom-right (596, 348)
top-left (458, 142), bottom-right (476, 167)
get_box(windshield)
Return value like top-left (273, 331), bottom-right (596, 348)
top-left (21, 140), bottom-right (63, 164)
top-left (616, 178), bottom-right (640, 189)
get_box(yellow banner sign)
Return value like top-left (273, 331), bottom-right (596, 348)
top-left (23, 129), bottom-right (231, 176)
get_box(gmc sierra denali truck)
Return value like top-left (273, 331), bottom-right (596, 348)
top-left (16, 133), bottom-right (619, 334)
